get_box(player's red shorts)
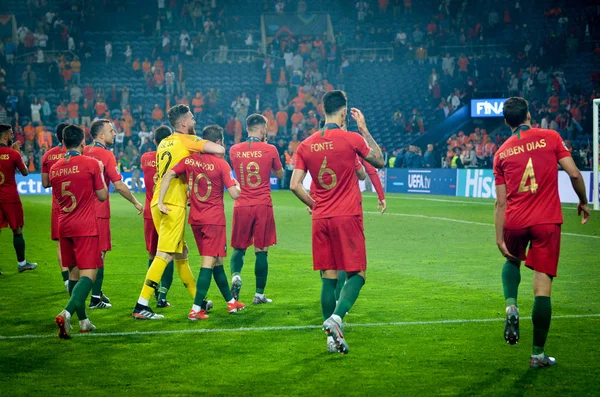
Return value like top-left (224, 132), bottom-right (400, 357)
top-left (192, 224), bottom-right (227, 257)
top-left (0, 201), bottom-right (24, 230)
top-left (504, 224), bottom-right (561, 277)
top-left (97, 217), bottom-right (111, 252)
top-left (59, 236), bottom-right (103, 270)
top-left (231, 205), bottom-right (276, 249)
top-left (51, 208), bottom-right (60, 241)
top-left (144, 217), bottom-right (158, 255)
top-left (312, 215), bottom-right (366, 272)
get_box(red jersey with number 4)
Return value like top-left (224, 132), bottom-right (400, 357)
top-left (42, 145), bottom-right (66, 210)
top-left (0, 145), bottom-right (26, 203)
top-left (50, 155), bottom-right (105, 237)
top-left (295, 128), bottom-right (371, 219)
top-left (493, 128), bottom-right (571, 230)
top-left (229, 140), bottom-right (282, 207)
top-left (141, 151), bottom-right (157, 220)
top-left (84, 144), bottom-right (122, 218)
top-left (172, 153), bottom-right (236, 226)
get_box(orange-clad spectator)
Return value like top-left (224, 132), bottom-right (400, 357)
top-left (56, 101), bottom-right (68, 121)
top-left (316, 102), bottom-right (324, 116)
top-left (288, 133), bottom-right (300, 154)
top-left (58, 57), bottom-right (66, 71)
top-left (28, 156), bottom-right (36, 172)
top-left (192, 91), bottom-right (204, 114)
top-left (94, 100), bottom-right (107, 117)
top-left (404, 0), bottom-right (412, 14)
top-left (262, 107), bottom-right (274, 122)
top-left (548, 93), bottom-right (559, 113)
top-left (24, 122), bottom-right (35, 141)
top-left (267, 117), bottom-right (278, 138)
top-left (122, 118), bottom-right (132, 137)
top-left (446, 133), bottom-right (459, 148)
top-left (132, 57), bottom-right (141, 72)
top-left (570, 104), bottom-right (582, 123)
top-left (177, 95), bottom-right (190, 106)
top-left (233, 117), bottom-right (242, 143)
top-left (278, 67), bottom-right (287, 85)
top-left (475, 140), bottom-right (485, 158)
top-left (276, 107), bottom-right (288, 135)
top-left (225, 115), bottom-right (236, 137)
top-left (153, 56), bottom-right (165, 73)
top-left (304, 91), bottom-right (318, 109)
top-left (484, 136), bottom-right (497, 157)
top-left (71, 57), bottom-right (81, 85)
top-left (35, 122), bottom-right (46, 137)
top-left (445, 145), bottom-right (455, 164)
top-left (62, 65), bottom-right (73, 83)
top-left (265, 67), bottom-right (273, 85)
top-left (142, 57), bottom-right (151, 74)
top-left (457, 131), bottom-right (469, 145)
top-left (299, 42), bottom-right (309, 55)
top-left (469, 127), bottom-right (480, 142)
top-left (306, 110), bottom-right (318, 128)
top-left (323, 79), bottom-right (334, 91)
top-left (154, 68), bottom-right (165, 87)
top-left (122, 109), bottom-right (134, 128)
top-left (291, 109), bottom-right (304, 126)
top-left (37, 128), bottom-right (53, 151)
top-left (458, 54), bottom-right (469, 74)
top-left (67, 100), bottom-right (79, 124)
top-left (152, 104), bottom-right (164, 121)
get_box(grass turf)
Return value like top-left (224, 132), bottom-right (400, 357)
top-left (0, 191), bottom-right (599, 396)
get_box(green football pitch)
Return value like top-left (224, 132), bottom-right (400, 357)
top-left (1, 192), bottom-right (599, 396)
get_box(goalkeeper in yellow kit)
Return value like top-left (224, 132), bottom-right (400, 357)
top-left (132, 105), bottom-right (225, 319)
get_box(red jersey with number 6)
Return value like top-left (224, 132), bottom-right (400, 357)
top-left (0, 144), bottom-right (26, 203)
top-left (141, 151), bottom-right (157, 220)
top-left (172, 153), bottom-right (237, 226)
top-left (50, 155), bottom-right (105, 237)
top-left (295, 128), bottom-right (371, 219)
top-left (229, 140), bottom-right (282, 207)
top-left (493, 128), bottom-right (571, 230)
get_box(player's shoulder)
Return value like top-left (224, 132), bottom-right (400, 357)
top-left (530, 127), bottom-right (560, 140)
top-left (229, 142), bottom-right (243, 152)
top-left (141, 151), bottom-right (155, 160)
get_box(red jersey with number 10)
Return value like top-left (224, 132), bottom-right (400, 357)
top-left (0, 145), bottom-right (26, 203)
top-left (84, 144), bottom-right (122, 218)
top-left (141, 151), bottom-right (157, 220)
top-left (172, 153), bottom-right (237, 226)
top-left (50, 155), bottom-right (105, 237)
top-left (493, 128), bottom-right (571, 230)
top-left (295, 128), bottom-right (371, 219)
top-left (229, 140), bottom-right (282, 207)
top-left (42, 145), bottom-right (66, 210)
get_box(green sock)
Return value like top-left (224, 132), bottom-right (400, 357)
top-left (321, 278), bottom-right (338, 320)
top-left (335, 271), bottom-right (347, 301)
top-left (65, 276), bottom-right (93, 316)
top-left (255, 251), bottom-right (268, 294)
top-left (13, 233), bottom-right (25, 262)
top-left (147, 259), bottom-right (152, 268)
top-left (230, 249), bottom-right (245, 277)
top-left (61, 270), bottom-right (69, 282)
top-left (193, 268), bottom-right (213, 307)
top-left (532, 296), bottom-right (552, 355)
top-left (502, 261), bottom-right (521, 307)
top-left (68, 280), bottom-right (77, 295)
top-left (67, 279), bottom-right (89, 320)
top-left (91, 266), bottom-right (104, 297)
top-left (213, 265), bottom-right (233, 302)
top-left (157, 261), bottom-right (174, 301)
top-left (333, 273), bottom-right (365, 319)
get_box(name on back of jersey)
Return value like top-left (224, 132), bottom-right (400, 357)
top-left (310, 142), bottom-right (334, 152)
top-left (0, 154), bottom-right (10, 160)
top-left (235, 150), bottom-right (262, 158)
top-left (498, 139), bottom-right (546, 161)
top-left (184, 157), bottom-right (215, 170)
top-left (51, 165), bottom-right (80, 178)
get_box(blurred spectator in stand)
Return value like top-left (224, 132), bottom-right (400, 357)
top-left (424, 144), bottom-right (439, 168)
top-left (152, 104), bottom-right (164, 122)
top-left (105, 40), bottom-right (113, 64)
top-left (30, 97), bottom-right (41, 124)
top-left (22, 65), bottom-right (36, 91)
top-left (40, 97), bottom-right (51, 125)
top-left (56, 100), bottom-right (68, 121)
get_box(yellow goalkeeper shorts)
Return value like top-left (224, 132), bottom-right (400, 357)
top-left (151, 204), bottom-right (186, 254)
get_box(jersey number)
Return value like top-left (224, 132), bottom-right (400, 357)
top-left (0, 171), bottom-right (4, 186)
top-left (61, 181), bottom-right (77, 212)
top-left (158, 151), bottom-right (173, 178)
top-left (190, 173), bottom-right (212, 202)
top-left (318, 157), bottom-right (337, 190)
top-left (518, 157), bottom-right (538, 194)
top-left (239, 162), bottom-right (261, 188)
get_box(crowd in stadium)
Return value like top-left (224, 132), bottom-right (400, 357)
top-left (0, 0), bottom-right (598, 175)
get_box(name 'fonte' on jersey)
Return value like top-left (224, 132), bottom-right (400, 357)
top-left (311, 142), bottom-right (335, 152)
top-left (498, 139), bottom-right (547, 161)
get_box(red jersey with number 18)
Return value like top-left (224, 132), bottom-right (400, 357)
top-left (50, 155), bottom-right (105, 237)
top-left (0, 145), bottom-right (26, 203)
top-left (172, 153), bottom-right (237, 226)
top-left (229, 140), bottom-right (282, 207)
top-left (295, 128), bottom-right (371, 219)
top-left (493, 128), bottom-right (571, 230)
top-left (141, 151), bottom-right (157, 220)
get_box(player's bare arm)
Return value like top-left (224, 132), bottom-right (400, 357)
top-left (351, 108), bottom-right (385, 168)
top-left (378, 199), bottom-right (387, 214)
top-left (558, 156), bottom-right (590, 224)
top-left (113, 180), bottom-right (143, 214)
top-left (290, 168), bottom-right (315, 209)
top-left (273, 168), bottom-right (284, 179)
top-left (227, 179), bottom-right (241, 199)
top-left (494, 184), bottom-right (518, 262)
top-left (356, 166), bottom-right (367, 180)
top-left (157, 169), bottom-right (178, 214)
top-left (95, 162), bottom-right (109, 202)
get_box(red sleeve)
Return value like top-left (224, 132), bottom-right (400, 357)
top-left (363, 159), bottom-right (385, 200)
top-left (493, 155), bottom-right (505, 185)
top-left (221, 161), bottom-right (236, 189)
top-left (13, 150), bottom-right (26, 172)
top-left (553, 133), bottom-right (571, 161)
top-left (41, 152), bottom-right (50, 173)
top-left (349, 133), bottom-right (371, 159)
top-left (354, 156), bottom-right (362, 171)
top-left (271, 146), bottom-right (283, 172)
top-left (171, 157), bottom-right (188, 176)
top-left (294, 145), bottom-right (306, 171)
top-left (90, 160), bottom-right (105, 191)
top-left (105, 152), bottom-right (122, 183)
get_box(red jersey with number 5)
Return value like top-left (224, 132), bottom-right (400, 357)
top-left (50, 155), bottom-right (105, 237)
top-left (229, 140), bottom-right (282, 207)
top-left (84, 144), bottom-right (122, 218)
top-left (295, 128), bottom-right (371, 219)
top-left (0, 145), bottom-right (26, 203)
top-left (172, 153), bottom-right (237, 226)
top-left (493, 128), bottom-right (571, 229)
top-left (141, 151), bottom-right (157, 220)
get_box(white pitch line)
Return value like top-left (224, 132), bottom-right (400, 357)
top-left (0, 314), bottom-right (598, 341)
top-left (364, 211), bottom-right (600, 239)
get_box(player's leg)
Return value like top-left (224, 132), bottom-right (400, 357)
top-left (173, 244), bottom-right (197, 298)
top-left (90, 250), bottom-right (111, 309)
top-left (230, 206), bottom-right (253, 299)
top-left (501, 228), bottom-right (528, 345)
top-left (213, 257), bottom-right (245, 312)
top-left (335, 271), bottom-right (347, 301)
top-left (52, 209), bottom-right (69, 290)
top-left (157, 258), bottom-right (174, 307)
top-left (253, 247), bottom-right (271, 304)
top-left (145, 219), bottom-right (173, 307)
top-left (9, 202), bottom-right (36, 272)
top-left (252, 205), bottom-right (277, 304)
top-left (189, 254), bottom-right (216, 321)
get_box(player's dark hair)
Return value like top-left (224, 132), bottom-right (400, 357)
top-left (202, 125), bottom-right (224, 143)
top-left (323, 90), bottom-right (347, 115)
top-left (246, 114), bottom-right (267, 131)
top-left (319, 118), bottom-right (325, 128)
top-left (155, 125), bottom-right (172, 146)
top-left (63, 125), bottom-right (84, 150)
top-left (90, 119), bottom-right (110, 139)
top-left (56, 122), bottom-right (70, 143)
top-left (167, 104), bottom-right (190, 127)
top-left (0, 123), bottom-right (12, 137)
top-left (503, 97), bottom-right (529, 128)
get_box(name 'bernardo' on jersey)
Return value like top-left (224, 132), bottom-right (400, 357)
top-left (184, 157), bottom-right (215, 171)
top-left (498, 139), bottom-right (546, 160)
top-left (310, 142), bottom-right (335, 152)
top-left (51, 165), bottom-right (80, 178)
top-left (236, 151), bottom-right (263, 158)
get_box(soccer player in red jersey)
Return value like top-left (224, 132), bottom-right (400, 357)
top-left (41, 122), bottom-right (69, 290)
top-left (0, 124), bottom-right (37, 273)
top-left (84, 119), bottom-right (143, 309)
top-left (140, 125), bottom-right (175, 308)
top-left (159, 125), bottom-right (245, 320)
top-left (52, 125), bottom-right (108, 338)
top-left (493, 97), bottom-right (590, 367)
top-left (290, 91), bottom-right (385, 354)
top-left (228, 114), bottom-right (284, 304)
